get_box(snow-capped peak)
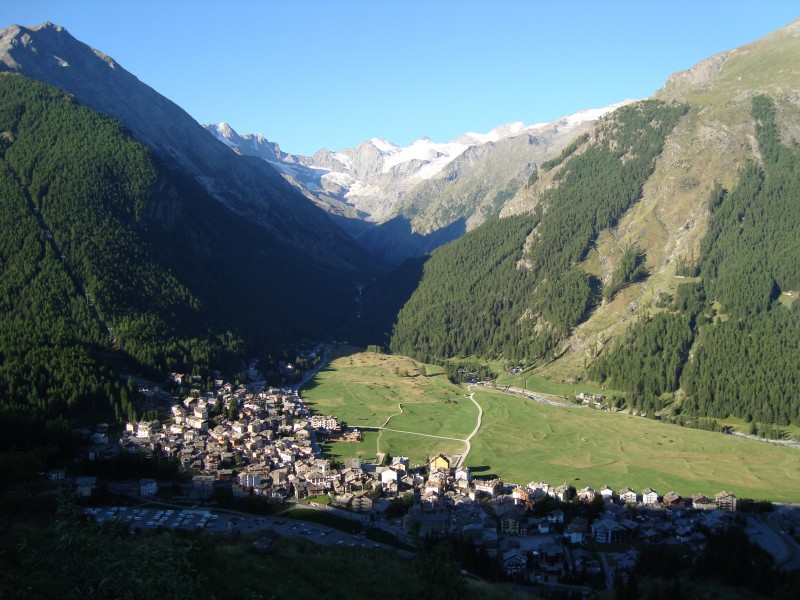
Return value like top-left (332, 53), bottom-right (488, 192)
top-left (209, 122), bottom-right (239, 146)
top-left (369, 137), bottom-right (399, 153)
top-left (557, 99), bottom-right (638, 128)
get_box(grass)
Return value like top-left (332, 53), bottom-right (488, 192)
top-left (303, 347), bottom-right (477, 463)
top-left (203, 536), bottom-right (527, 600)
top-left (376, 430), bottom-right (465, 468)
top-left (281, 507), bottom-right (361, 533)
top-left (502, 371), bottom-right (613, 398)
top-left (466, 388), bottom-right (800, 502)
top-left (299, 494), bottom-right (330, 506)
top-left (306, 349), bottom-right (800, 502)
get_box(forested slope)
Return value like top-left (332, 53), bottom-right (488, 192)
top-left (391, 100), bottom-right (687, 363)
top-left (591, 96), bottom-right (800, 426)
top-left (0, 74), bottom-right (358, 449)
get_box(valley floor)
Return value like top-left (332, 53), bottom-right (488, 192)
top-left (303, 347), bottom-right (800, 502)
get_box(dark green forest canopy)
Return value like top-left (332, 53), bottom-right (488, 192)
top-left (391, 99), bottom-right (687, 364)
top-left (591, 95), bottom-right (800, 426)
top-left (0, 74), bottom-right (359, 450)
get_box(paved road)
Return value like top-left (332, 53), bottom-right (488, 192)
top-left (504, 385), bottom-right (587, 408)
top-left (745, 511), bottom-right (800, 571)
top-left (294, 346), bottom-right (330, 457)
top-left (85, 502), bottom-right (401, 552)
top-left (293, 346), bottom-right (329, 394)
top-left (745, 515), bottom-right (789, 564)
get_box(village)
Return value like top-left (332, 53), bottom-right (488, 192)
top-left (67, 348), bottom-right (799, 591)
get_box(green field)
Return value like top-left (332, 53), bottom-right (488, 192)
top-left (302, 347), bottom-right (476, 464)
top-left (304, 348), bottom-right (800, 501)
top-left (496, 368), bottom-right (618, 400)
top-left (467, 388), bottom-right (800, 502)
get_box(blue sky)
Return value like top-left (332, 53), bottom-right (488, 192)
top-left (3, 1), bottom-right (799, 155)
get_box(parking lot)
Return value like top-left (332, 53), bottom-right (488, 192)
top-left (84, 506), bottom-right (221, 531)
top-left (83, 506), bottom-right (386, 550)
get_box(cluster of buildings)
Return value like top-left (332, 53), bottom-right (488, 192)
top-left (84, 355), bottom-right (753, 586)
top-left (385, 458), bottom-right (742, 581)
top-left (117, 370), bottom-right (351, 501)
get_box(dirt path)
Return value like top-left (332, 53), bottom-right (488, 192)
top-left (366, 426), bottom-right (466, 443)
top-left (456, 389), bottom-right (483, 467)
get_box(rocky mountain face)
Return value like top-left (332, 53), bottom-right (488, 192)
top-left (0, 22), bottom-right (371, 274)
top-left (207, 103), bottom-right (631, 263)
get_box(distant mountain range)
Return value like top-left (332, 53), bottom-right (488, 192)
top-left (206, 103), bottom-right (631, 262)
top-left (0, 22), bottom-right (370, 273)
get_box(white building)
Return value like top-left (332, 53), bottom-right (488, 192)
top-left (642, 488), bottom-right (659, 505)
top-left (136, 421), bottom-right (158, 438)
top-left (619, 487), bottom-right (638, 504)
top-left (239, 472), bottom-right (262, 488)
top-left (309, 415), bottom-right (339, 430)
top-left (455, 466), bottom-right (472, 482)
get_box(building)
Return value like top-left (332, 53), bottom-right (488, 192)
top-left (454, 466), bottom-right (472, 482)
top-left (429, 454), bottom-right (450, 473)
top-left (642, 488), bottom-right (659, 505)
top-left (192, 475), bottom-right (215, 499)
top-left (391, 456), bottom-right (410, 470)
top-left (75, 476), bottom-right (97, 497)
top-left (691, 493), bottom-right (717, 511)
top-left (549, 483), bottom-right (573, 503)
top-left (592, 518), bottom-right (629, 544)
top-left (600, 485), bottom-right (615, 501)
top-left (136, 420), bottom-right (158, 438)
top-left (474, 478), bottom-right (503, 498)
top-left (352, 495), bottom-right (373, 513)
top-left (619, 487), bottom-right (638, 504)
top-left (715, 491), bottom-right (738, 512)
top-left (309, 415), bottom-right (339, 431)
top-left (502, 549), bottom-right (528, 575)
top-left (239, 472), bottom-right (262, 488)
top-left (140, 478), bottom-right (158, 498)
top-left (577, 487), bottom-right (597, 503)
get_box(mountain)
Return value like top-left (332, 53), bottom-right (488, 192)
top-left (0, 23), bottom-right (381, 450)
top-left (206, 103), bottom-right (630, 263)
top-left (0, 22), bottom-right (371, 273)
top-left (391, 18), bottom-right (800, 430)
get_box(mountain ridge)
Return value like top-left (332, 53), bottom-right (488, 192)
top-left (206, 100), bottom-right (634, 262)
top-left (0, 21), bottom-right (373, 274)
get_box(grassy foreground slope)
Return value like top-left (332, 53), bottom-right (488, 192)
top-left (306, 349), bottom-right (800, 501)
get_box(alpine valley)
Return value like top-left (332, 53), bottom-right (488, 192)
top-left (2, 17), bottom-right (800, 458)
top-left (3, 15), bottom-right (800, 600)
top-left (204, 102), bottom-right (631, 264)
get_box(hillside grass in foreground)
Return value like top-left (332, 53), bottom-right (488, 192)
top-left (467, 388), bottom-right (800, 502)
